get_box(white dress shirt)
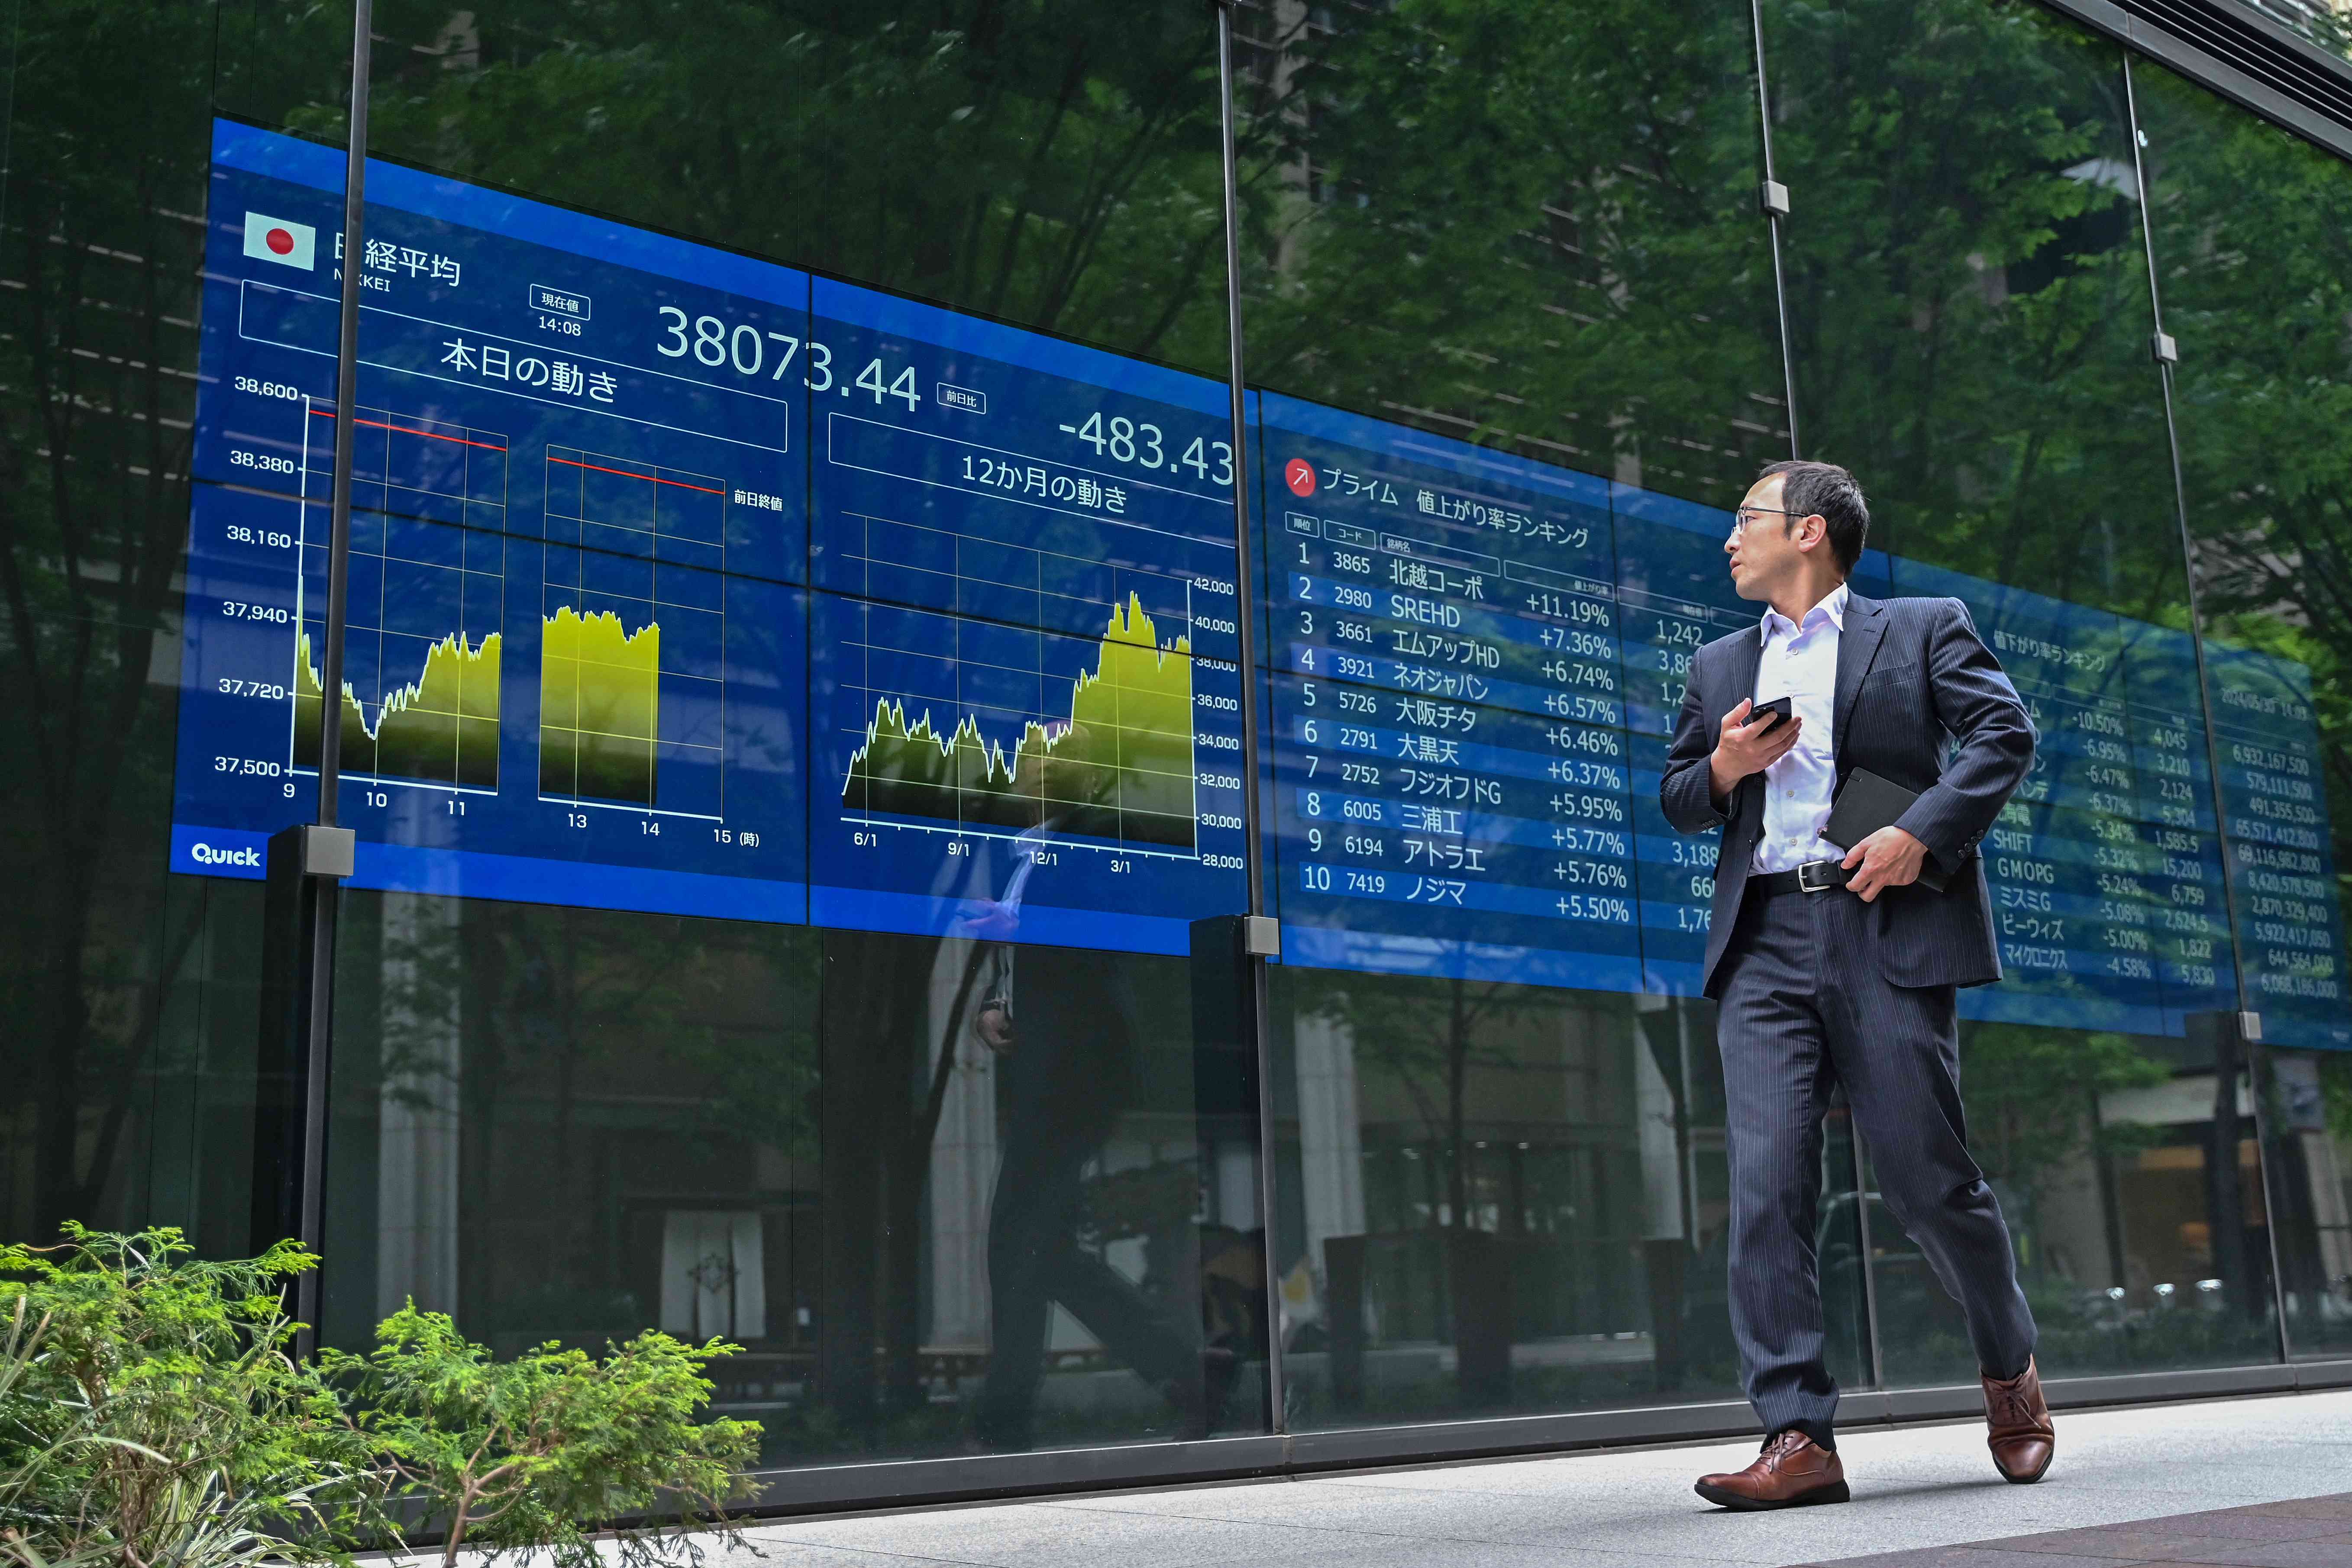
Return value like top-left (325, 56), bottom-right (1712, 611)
top-left (1751, 582), bottom-right (1847, 874)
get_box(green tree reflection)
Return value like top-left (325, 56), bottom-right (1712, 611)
top-left (1, 0), bottom-right (349, 1241)
top-left (1234, 0), bottom-right (1783, 507)
top-left (351, 0), bottom-right (1232, 376)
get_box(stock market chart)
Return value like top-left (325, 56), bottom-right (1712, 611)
top-left (174, 121), bottom-right (1248, 949)
top-left (172, 122), bottom-right (2346, 1046)
top-left (801, 280), bottom-right (1249, 951)
top-left (179, 122), bottom-right (809, 920)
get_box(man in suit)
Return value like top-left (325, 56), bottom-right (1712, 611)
top-left (1660, 461), bottom-right (2055, 1509)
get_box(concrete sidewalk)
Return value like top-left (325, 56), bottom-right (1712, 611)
top-left (735, 1388), bottom-right (2352, 1568)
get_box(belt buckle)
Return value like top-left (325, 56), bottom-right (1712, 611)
top-left (1797, 860), bottom-right (1839, 894)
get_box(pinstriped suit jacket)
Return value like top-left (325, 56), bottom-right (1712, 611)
top-left (1659, 592), bottom-right (2037, 1000)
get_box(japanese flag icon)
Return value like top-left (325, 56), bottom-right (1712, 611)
top-left (242, 212), bottom-right (316, 270)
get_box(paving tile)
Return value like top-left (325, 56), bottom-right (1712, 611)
top-left (1965, 1519), bottom-right (2352, 1558)
top-left (732, 1549), bottom-right (981, 1568)
top-left (1777, 1549), bottom-right (2138, 1568)
top-left (2157, 1547), bottom-right (2352, 1568)
top-left (1056, 1482), bottom-right (1644, 1539)
top-left (1973, 1530), bottom-right (2249, 1559)
top-left (747, 1505), bottom-right (1338, 1568)
top-left (2139, 1516), bottom-right (2352, 1542)
top-left (1502, 1507), bottom-right (2092, 1566)
top-left (2226, 1503), bottom-right (2352, 1523)
top-left (1184, 1538), bottom-right (1727, 1568)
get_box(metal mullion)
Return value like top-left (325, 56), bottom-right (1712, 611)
top-left (293, 0), bottom-right (372, 1354)
top-left (1849, 1129), bottom-right (1888, 1392)
top-left (1750, 0), bottom-right (1801, 458)
top-left (1212, 0), bottom-right (1286, 1436)
top-left (1750, 0), bottom-right (1871, 1397)
top-left (2119, 49), bottom-right (2293, 1365)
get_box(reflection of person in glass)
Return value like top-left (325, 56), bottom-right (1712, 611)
top-left (962, 725), bottom-right (1229, 1451)
top-left (1661, 462), bottom-right (2053, 1509)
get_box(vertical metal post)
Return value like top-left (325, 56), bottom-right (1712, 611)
top-left (1749, 0), bottom-right (1800, 459)
top-left (2120, 55), bottom-right (2291, 1363)
top-left (318, 3), bottom-right (371, 832)
top-left (1751, 0), bottom-right (1864, 1391)
top-left (1848, 1133), bottom-right (1887, 1390)
top-left (1212, 0), bottom-right (1286, 1435)
top-left (293, 0), bottom-right (372, 1352)
top-left (2121, 57), bottom-right (2251, 1026)
top-left (1674, 1001), bottom-right (1700, 1251)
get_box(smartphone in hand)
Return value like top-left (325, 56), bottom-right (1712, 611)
top-left (1746, 694), bottom-right (1794, 732)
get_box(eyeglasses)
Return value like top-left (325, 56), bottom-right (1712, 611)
top-left (1730, 505), bottom-right (1790, 535)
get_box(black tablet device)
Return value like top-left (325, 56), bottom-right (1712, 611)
top-left (1825, 768), bottom-right (1951, 894)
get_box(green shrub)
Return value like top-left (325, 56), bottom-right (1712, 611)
top-left (0, 1230), bottom-right (766, 1568)
top-left (0, 1225), bottom-right (378, 1568)
top-left (326, 1304), bottom-right (764, 1568)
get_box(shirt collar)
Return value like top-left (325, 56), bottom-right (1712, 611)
top-left (1759, 581), bottom-right (1849, 642)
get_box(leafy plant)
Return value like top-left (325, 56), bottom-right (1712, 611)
top-left (0, 1225), bottom-right (379, 1568)
top-left (3, 1231), bottom-right (769, 1568)
top-left (325, 1303), bottom-right (763, 1568)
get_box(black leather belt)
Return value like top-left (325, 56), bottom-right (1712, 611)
top-left (1754, 859), bottom-right (1851, 897)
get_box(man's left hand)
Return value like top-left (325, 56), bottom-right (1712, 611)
top-left (1841, 826), bottom-right (1929, 902)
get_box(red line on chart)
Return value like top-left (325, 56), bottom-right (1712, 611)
top-left (549, 455), bottom-right (723, 495)
top-left (309, 407), bottom-right (508, 452)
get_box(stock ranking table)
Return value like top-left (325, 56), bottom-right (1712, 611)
top-left (173, 124), bottom-right (2344, 1043)
top-left (1253, 396), bottom-right (2348, 1049)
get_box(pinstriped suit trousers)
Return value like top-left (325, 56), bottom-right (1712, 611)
top-left (1717, 884), bottom-right (2038, 1441)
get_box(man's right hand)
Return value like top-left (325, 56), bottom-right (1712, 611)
top-left (1709, 698), bottom-right (1804, 805)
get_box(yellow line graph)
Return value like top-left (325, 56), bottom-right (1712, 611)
top-left (294, 628), bottom-right (501, 787)
top-left (843, 594), bottom-right (1196, 847)
top-left (539, 605), bottom-right (660, 806)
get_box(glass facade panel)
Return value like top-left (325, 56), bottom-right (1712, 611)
top-left (2256, 1047), bottom-right (2352, 1359)
top-left (19, 0), bottom-right (2352, 1505)
top-left (1232, 0), bottom-right (1786, 503)
top-left (1236, 1), bottom-right (1871, 1425)
top-left (0, 2), bottom-right (352, 1254)
top-left (1766, 0), bottom-right (2289, 1382)
top-left (2135, 60), bottom-right (2352, 1359)
top-left (200, 0), bottom-right (1264, 1465)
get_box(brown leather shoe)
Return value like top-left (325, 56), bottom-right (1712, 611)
top-left (1694, 1429), bottom-right (1849, 1510)
top-left (1982, 1356), bottom-right (2055, 1484)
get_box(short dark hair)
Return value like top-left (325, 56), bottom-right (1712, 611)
top-left (1757, 460), bottom-right (1869, 576)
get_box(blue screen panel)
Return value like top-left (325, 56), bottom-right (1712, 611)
top-left (171, 124), bottom-right (2347, 1042)
top-left (800, 277), bottom-right (1247, 952)
top-left (176, 122), bottom-right (810, 918)
top-left (1251, 391), bottom-right (2348, 1045)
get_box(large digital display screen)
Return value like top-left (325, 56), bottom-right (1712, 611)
top-left (174, 121), bottom-right (2346, 1048)
top-left (802, 279), bottom-right (1248, 952)
top-left (1253, 397), bottom-right (2348, 1049)
top-left (183, 124), bottom-right (813, 920)
top-left (177, 121), bottom-right (1246, 954)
